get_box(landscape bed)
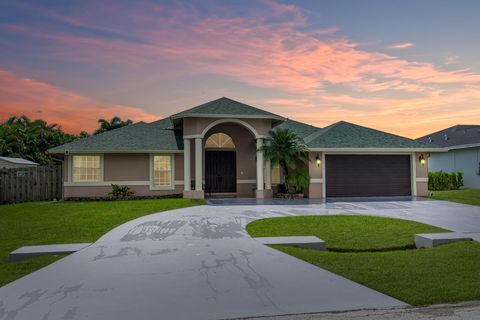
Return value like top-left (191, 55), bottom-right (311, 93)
top-left (247, 215), bottom-right (480, 305)
top-left (0, 198), bottom-right (204, 287)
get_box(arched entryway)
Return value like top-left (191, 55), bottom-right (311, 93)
top-left (204, 133), bottom-right (237, 194)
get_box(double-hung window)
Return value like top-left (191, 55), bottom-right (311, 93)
top-left (72, 155), bottom-right (101, 182)
top-left (152, 155), bottom-right (173, 188)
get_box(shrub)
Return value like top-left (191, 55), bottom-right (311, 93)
top-left (286, 168), bottom-right (310, 193)
top-left (109, 184), bottom-right (135, 198)
top-left (428, 171), bottom-right (463, 191)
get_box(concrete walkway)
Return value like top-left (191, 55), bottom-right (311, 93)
top-left (1, 199), bottom-right (479, 320)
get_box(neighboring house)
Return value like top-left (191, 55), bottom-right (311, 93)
top-left (49, 97), bottom-right (441, 199)
top-left (0, 156), bottom-right (39, 169)
top-left (417, 125), bottom-right (480, 188)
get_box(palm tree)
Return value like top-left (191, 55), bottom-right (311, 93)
top-left (260, 128), bottom-right (309, 181)
top-left (94, 116), bottom-right (133, 135)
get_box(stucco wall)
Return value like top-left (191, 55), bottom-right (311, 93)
top-left (308, 152), bottom-right (323, 198)
top-left (64, 185), bottom-right (183, 198)
top-left (428, 147), bottom-right (480, 188)
top-left (183, 117), bottom-right (272, 137)
top-left (415, 152), bottom-right (428, 196)
top-left (104, 154), bottom-right (149, 181)
top-left (63, 153), bottom-right (184, 198)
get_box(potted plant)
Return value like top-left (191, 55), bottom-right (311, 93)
top-left (260, 128), bottom-right (310, 198)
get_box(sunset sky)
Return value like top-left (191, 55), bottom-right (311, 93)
top-left (1, 0), bottom-right (479, 137)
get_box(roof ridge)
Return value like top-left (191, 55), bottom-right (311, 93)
top-left (170, 97), bottom-right (283, 119)
top-left (303, 121), bottom-right (342, 143)
top-left (417, 124), bottom-right (480, 139)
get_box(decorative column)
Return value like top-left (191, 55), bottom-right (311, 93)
top-left (265, 157), bottom-right (271, 190)
top-left (256, 138), bottom-right (264, 197)
top-left (195, 137), bottom-right (203, 192)
top-left (183, 138), bottom-right (191, 191)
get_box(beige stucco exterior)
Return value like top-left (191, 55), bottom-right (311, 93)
top-left (61, 115), bottom-right (432, 200)
top-left (415, 152), bottom-right (429, 197)
top-left (182, 117), bottom-right (272, 137)
top-left (308, 152), bottom-right (323, 198)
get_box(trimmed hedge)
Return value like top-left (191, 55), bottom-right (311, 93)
top-left (428, 171), bottom-right (463, 191)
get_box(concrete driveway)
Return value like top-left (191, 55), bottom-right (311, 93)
top-left (1, 199), bottom-right (479, 320)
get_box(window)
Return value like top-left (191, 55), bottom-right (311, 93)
top-left (153, 155), bottom-right (173, 187)
top-left (271, 163), bottom-right (280, 184)
top-left (72, 155), bottom-right (101, 182)
top-left (205, 133), bottom-right (235, 148)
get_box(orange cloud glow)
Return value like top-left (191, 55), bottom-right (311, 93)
top-left (0, 70), bottom-right (159, 133)
top-left (1, 1), bottom-right (480, 138)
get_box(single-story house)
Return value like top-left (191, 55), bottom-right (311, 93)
top-left (417, 125), bottom-right (480, 188)
top-left (0, 156), bottom-right (39, 169)
top-left (49, 97), bottom-right (441, 199)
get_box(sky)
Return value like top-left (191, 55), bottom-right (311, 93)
top-left (1, 0), bottom-right (479, 138)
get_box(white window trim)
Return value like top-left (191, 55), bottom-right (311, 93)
top-left (150, 154), bottom-right (175, 190)
top-left (68, 154), bottom-right (104, 185)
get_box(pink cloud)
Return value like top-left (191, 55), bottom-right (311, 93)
top-left (4, 1), bottom-right (479, 95)
top-left (0, 70), bottom-right (159, 133)
top-left (2, 1), bottom-right (480, 139)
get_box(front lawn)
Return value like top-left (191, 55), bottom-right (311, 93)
top-left (430, 188), bottom-right (480, 207)
top-left (247, 215), bottom-right (447, 252)
top-left (247, 215), bottom-right (480, 306)
top-left (0, 198), bottom-right (204, 287)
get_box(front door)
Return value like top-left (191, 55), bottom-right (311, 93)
top-left (205, 151), bottom-right (236, 193)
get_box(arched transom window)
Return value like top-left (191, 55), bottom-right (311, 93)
top-left (205, 133), bottom-right (235, 148)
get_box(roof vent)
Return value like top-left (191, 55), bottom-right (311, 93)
top-left (428, 137), bottom-right (432, 143)
top-left (444, 134), bottom-right (449, 141)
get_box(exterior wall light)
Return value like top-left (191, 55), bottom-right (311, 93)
top-left (315, 154), bottom-right (321, 167)
top-left (419, 154), bottom-right (426, 166)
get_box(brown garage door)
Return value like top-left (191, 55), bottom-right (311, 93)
top-left (325, 155), bottom-right (411, 197)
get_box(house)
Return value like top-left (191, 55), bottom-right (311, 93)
top-left (417, 125), bottom-right (480, 188)
top-left (0, 156), bottom-right (39, 169)
top-left (48, 97), bottom-right (441, 199)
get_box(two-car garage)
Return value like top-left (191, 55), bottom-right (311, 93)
top-left (325, 155), bottom-right (412, 197)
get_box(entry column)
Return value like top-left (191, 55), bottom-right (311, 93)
top-left (255, 138), bottom-right (268, 198)
top-left (195, 137), bottom-right (203, 194)
top-left (183, 138), bottom-right (191, 191)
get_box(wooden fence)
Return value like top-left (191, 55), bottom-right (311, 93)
top-left (0, 165), bottom-right (62, 204)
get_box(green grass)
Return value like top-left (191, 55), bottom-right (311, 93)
top-left (247, 215), bottom-right (480, 306)
top-left (430, 188), bottom-right (480, 207)
top-left (247, 215), bottom-right (447, 252)
top-left (0, 198), bottom-right (204, 287)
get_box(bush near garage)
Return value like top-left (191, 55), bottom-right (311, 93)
top-left (428, 171), bottom-right (464, 191)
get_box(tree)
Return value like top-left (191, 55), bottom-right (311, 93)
top-left (260, 128), bottom-right (309, 182)
top-left (94, 116), bottom-right (133, 135)
top-left (0, 116), bottom-right (79, 165)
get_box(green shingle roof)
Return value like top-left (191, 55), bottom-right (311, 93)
top-left (171, 97), bottom-right (284, 120)
top-left (48, 118), bottom-right (182, 153)
top-left (273, 119), bottom-right (320, 139)
top-left (49, 98), bottom-right (436, 154)
top-left (304, 121), bottom-right (431, 149)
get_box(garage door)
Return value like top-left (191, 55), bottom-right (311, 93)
top-left (325, 155), bottom-right (411, 197)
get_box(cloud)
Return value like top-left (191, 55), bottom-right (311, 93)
top-left (1, 1), bottom-right (480, 138)
top-left (5, 1), bottom-right (479, 95)
top-left (387, 42), bottom-right (415, 49)
top-left (445, 55), bottom-right (460, 65)
top-left (0, 70), bottom-right (159, 133)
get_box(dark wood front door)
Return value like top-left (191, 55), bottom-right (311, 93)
top-left (325, 155), bottom-right (411, 197)
top-left (205, 151), bottom-right (236, 193)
